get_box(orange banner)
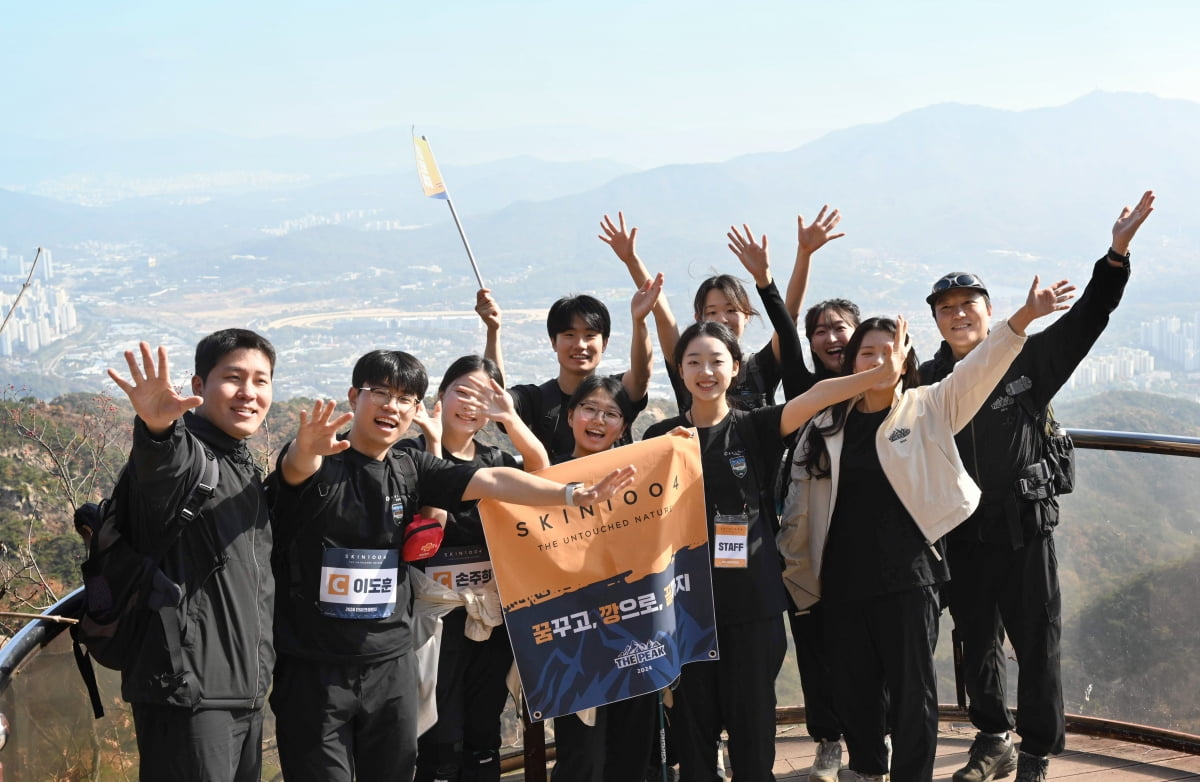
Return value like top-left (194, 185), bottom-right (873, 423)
top-left (478, 431), bottom-right (716, 719)
top-left (479, 432), bottom-right (705, 613)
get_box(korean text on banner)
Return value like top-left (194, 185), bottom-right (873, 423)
top-left (478, 432), bottom-right (717, 721)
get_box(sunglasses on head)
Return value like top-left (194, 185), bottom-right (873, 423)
top-left (931, 273), bottom-right (984, 293)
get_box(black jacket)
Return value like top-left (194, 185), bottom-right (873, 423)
top-left (121, 412), bottom-right (275, 710)
top-left (920, 254), bottom-right (1130, 545)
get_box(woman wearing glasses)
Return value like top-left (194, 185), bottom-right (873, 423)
top-left (548, 373), bottom-right (660, 782)
top-left (267, 350), bottom-right (636, 782)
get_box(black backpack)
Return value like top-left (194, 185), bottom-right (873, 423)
top-left (1009, 378), bottom-right (1076, 500)
top-left (71, 448), bottom-right (219, 718)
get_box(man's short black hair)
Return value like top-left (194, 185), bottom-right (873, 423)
top-left (352, 350), bottom-right (428, 399)
top-left (546, 294), bottom-right (611, 342)
top-left (194, 329), bottom-right (276, 382)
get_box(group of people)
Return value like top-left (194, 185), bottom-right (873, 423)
top-left (105, 190), bottom-right (1154, 782)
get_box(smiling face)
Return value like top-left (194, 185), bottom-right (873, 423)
top-left (347, 383), bottom-right (421, 459)
top-left (439, 369), bottom-right (489, 439)
top-left (852, 329), bottom-right (900, 388)
top-left (933, 290), bottom-right (993, 359)
top-left (809, 306), bottom-right (856, 373)
top-left (699, 289), bottom-right (749, 341)
top-left (680, 334), bottom-right (740, 405)
top-left (192, 348), bottom-right (273, 440)
top-left (567, 388), bottom-right (627, 457)
top-left (551, 315), bottom-right (607, 379)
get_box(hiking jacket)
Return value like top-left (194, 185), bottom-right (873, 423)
top-left (777, 320), bottom-right (1027, 611)
top-left (121, 412), bottom-right (274, 710)
top-left (920, 254), bottom-right (1129, 542)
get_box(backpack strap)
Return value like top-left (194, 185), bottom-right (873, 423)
top-left (155, 446), bottom-right (220, 692)
top-left (73, 635), bottom-right (105, 719)
top-left (73, 445), bottom-right (219, 718)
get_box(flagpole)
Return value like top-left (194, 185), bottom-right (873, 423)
top-left (442, 190), bottom-right (485, 289)
top-left (413, 131), bottom-right (485, 289)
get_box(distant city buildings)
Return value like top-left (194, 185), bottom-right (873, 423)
top-left (0, 247), bottom-right (80, 357)
top-left (1065, 347), bottom-right (1158, 391)
top-left (1139, 315), bottom-right (1200, 371)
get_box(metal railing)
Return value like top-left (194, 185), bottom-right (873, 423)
top-left (1, 428), bottom-right (1198, 779)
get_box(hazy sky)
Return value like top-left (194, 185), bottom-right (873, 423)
top-left (6, 0), bottom-right (1200, 167)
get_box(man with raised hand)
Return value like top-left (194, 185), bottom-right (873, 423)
top-left (920, 191), bottom-right (1154, 782)
top-left (108, 329), bottom-right (277, 782)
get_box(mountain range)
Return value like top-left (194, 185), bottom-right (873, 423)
top-left (3, 91), bottom-right (1198, 321)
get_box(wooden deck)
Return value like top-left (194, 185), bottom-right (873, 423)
top-left (501, 719), bottom-right (1200, 780)
top-left (769, 720), bottom-right (1200, 780)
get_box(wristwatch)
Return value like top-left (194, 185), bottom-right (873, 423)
top-left (564, 482), bottom-right (584, 507)
top-left (1106, 247), bottom-right (1131, 267)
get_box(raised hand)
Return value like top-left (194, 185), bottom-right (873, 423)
top-left (727, 224), bottom-right (771, 287)
top-left (480, 379), bottom-right (519, 424)
top-left (876, 315), bottom-right (910, 387)
top-left (572, 465), bottom-right (638, 506)
top-left (293, 400), bottom-right (353, 458)
top-left (599, 212), bottom-right (639, 264)
top-left (1111, 190), bottom-right (1155, 256)
top-left (797, 205), bottom-right (846, 255)
top-left (1026, 276), bottom-right (1076, 319)
top-left (412, 398), bottom-right (445, 444)
top-left (631, 273), bottom-right (664, 323)
top-left (475, 288), bottom-right (502, 332)
top-left (107, 342), bottom-right (203, 434)
top-left (453, 375), bottom-right (514, 426)
top-left (1007, 276), bottom-right (1075, 335)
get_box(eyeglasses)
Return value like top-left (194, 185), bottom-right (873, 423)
top-left (577, 402), bottom-right (623, 424)
top-left (931, 273), bottom-right (985, 294)
top-left (358, 387), bottom-right (420, 410)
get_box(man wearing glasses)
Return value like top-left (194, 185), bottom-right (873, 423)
top-left (919, 192), bottom-right (1154, 782)
top-left (267, 349), bottom-right (637, 782)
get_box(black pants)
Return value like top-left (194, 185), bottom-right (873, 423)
top-left (824, 586), bottom-right (939, 782)
top-left (551, 693), bottom-right (656, 782)
top-left (786, 601), bottom-right (842, 742)
top-left (947, 529), bottom-right (1065, 757)
top-left (272, 652), bottom-right (420, 782)
top-left (673, 613), bottom-right (786, 782)
top-left (415, 609), bottom-right (515, 782)
top-left (132, 703), bottom-right (262, 782)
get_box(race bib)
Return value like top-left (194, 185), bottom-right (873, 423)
top-left (425, 544), bottom-right (494, 592)
top-left (713, 514), bottom-right (749, 569)
top-left (319, 548), bottom-right (399, 619)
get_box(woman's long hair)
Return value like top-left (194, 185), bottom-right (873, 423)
top-left (800, 317), bottom-right (920, 477)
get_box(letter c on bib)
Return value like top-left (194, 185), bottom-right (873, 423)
top-left (328, 573), bottom-right (350, 596)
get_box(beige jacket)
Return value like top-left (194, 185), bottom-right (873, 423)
top-left (777, 320), bottom-right (1026, 611)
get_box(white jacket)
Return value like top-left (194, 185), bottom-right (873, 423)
top-left (777, 320), bottom-right (1026, 611)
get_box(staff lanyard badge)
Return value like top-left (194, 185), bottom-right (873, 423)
top-left (713, 508), bottom-right (750, 569)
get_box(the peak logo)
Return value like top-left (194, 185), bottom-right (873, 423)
top-left (615, 639), bottom-right (667, 669)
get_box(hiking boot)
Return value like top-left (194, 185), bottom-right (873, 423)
top-left (809, 738), bottom-right (843, 782)
top-left (837, 771), bottom-right (885, 782)
top-left (1015, 752), bottom-right (1048, 782)
top-left (953, 732), bottom-right (1017, 782)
